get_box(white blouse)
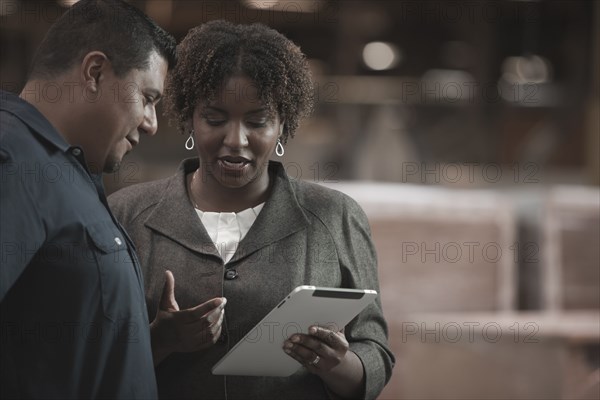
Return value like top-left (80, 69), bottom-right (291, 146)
top-left (195, 203), bottom-right (265, 264)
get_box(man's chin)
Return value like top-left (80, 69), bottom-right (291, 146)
top-left (104, 161), bottom-right (122, 174)
top-left (103, 155), bottom-right (124, 173)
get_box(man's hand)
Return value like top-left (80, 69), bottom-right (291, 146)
top-left (150, 270), bottom-right (226, 365)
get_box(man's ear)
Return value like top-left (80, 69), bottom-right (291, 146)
top-left (80, 51), bottom-right (111, 92)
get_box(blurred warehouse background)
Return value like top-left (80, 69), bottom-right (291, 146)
top-left (1, 1), bottom-right (599, 399)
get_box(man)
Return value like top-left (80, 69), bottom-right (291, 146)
top-left (0, 0), bottom-right (176, 398)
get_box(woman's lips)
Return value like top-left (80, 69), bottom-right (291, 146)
top-left (218, 156), bottom-right (251, 172)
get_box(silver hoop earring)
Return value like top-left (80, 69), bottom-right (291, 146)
top-left (185, 131), bottom-right (195, 150)
top-left (275, 139), bottom-right (285, 157)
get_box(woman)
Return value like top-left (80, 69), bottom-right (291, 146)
top-left (109, 20), bottom-right (394, 400)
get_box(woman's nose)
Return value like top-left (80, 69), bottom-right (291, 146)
top-left (223, 121), bottom-right (249, 148)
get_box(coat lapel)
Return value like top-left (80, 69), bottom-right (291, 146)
top-left (144, 158), bottom-right (221, 259)
top-left (229, 161), bottom-right (310, 264)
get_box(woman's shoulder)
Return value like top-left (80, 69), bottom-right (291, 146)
top-left (289, 178), bottom-right (367, 223)
top-left (109, 158), bottom-right (195, 210)
top-left (108, 175), bottom-right (173, 221)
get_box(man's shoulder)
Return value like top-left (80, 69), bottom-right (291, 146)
top-left (0, 110), bottom-right (55, 167)
top-left (1, 92), bottom-right (36, 140)
top-left (0, 90), bottom-right (21, 112)
top-left (1, 110), bottom-right (33, 142)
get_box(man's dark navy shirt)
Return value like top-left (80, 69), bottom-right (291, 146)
top-left (0, 90), bottom-right (158, 399)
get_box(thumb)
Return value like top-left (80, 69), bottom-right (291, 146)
top-left (159, 270), bottom-right (179, 311)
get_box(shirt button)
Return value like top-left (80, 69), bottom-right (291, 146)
top-left (71, 148), bottom-right (81, 156)
top-left (224, 269), bottom-right (238, 280)
top-left (114, 237), bottom-right (122, 246)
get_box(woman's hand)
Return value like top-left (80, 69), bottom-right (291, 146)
top-left (283, 325), bottom-right (365, 398)
top-left (283, 325), bottom-right (348, 372)
top-left (150, 270), bottom-right (226, 366)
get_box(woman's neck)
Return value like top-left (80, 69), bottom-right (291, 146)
top-left (188, 168), bottom-right (271, 213)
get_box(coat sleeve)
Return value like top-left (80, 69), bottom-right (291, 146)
top-left (335, 194), bottom-right (395, 400)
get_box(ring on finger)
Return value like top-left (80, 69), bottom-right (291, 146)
top-left (308, 354), bottom-right (320, 366)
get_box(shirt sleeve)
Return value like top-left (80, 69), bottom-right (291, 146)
top-left (0, 119), bottom-right (46, 301)
top-left (336, 195), bottom-right (395, 400)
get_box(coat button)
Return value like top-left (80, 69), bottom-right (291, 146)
top-left (218, 331), bottom-right (228, 344)
top-left (224, 269), bottom-right (238, 280)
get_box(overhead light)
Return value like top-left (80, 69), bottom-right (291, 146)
top-left (501, 55), bottom-right (552, 84)
top-left (242, 0), bottom-right (279, 9)
top-left (497, 55), bottom-right (554, 106)
top-left (58, 0), bottom-right (80, 7)
top-left (362, 42), bottom-right (401, 71)
top-left (242, 0), bottom-right (323, 13)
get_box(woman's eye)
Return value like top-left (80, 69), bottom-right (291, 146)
top-left (204, 116), bottom-right (226, 126)
top-left (248, 120), bottom-right (267, 128)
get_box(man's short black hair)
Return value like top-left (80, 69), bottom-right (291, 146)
top-left (29, 0), bottom-right (176, 79)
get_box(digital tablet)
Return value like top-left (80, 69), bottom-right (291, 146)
top-left (211, 285), bottom-right (377, 377)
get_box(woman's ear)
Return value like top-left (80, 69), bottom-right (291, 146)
top-left (279, 120), bottom-right (285, 136)
top-left (185, 119), bottom-right (193, 133)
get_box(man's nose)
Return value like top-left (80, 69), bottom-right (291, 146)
top-left (139, 106), bottom-right (158, 136)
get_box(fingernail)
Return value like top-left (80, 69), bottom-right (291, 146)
top-left (284, 342), bottom-right (293, 349)
top-left (221, 298), bottom-right (227, 305)
top-left (291, 335), bottom-right (300, 343)
top-left (309, 326), bottom-right (317, 334)
top-left (284, 348), bottom-right (291, 354)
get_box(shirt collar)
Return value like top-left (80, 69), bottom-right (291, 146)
top-left (195, 202), bottom-right (265, 241)
top-left (0, 90), bottom-right (71, 152)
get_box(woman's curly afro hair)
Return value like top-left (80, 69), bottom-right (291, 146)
top-left (164, 20), bottom-right (314, 144)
